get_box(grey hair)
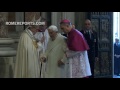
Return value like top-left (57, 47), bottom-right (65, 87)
top-left (48, 25), bottom-right (58, 32)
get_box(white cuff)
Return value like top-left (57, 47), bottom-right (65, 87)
top-left (37, 42), bottom-right (43, 51)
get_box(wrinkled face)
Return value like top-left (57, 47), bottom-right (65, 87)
top-left (60, 24), bottom-right (69, 34)
top-left (85, 20), bottom-right (92, 30)
top-left (48, 29), bottom-right (56, 39)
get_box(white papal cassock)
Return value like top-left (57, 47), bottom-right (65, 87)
top-left (40, 33), bottom-right (67, 78)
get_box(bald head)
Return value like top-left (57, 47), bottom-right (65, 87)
top-left (84, 19), bottom-right (92, 30)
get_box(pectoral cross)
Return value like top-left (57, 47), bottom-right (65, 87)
top-left (33, 40), bottom-right (38, 48)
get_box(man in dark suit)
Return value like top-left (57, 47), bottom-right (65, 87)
top-left (80, 19), bottom-right (98, 78)
top-left (114, 38), bottom-right (120, 76)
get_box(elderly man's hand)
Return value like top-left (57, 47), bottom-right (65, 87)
top-left (58, 60), bottom-right (64, 67)
top-left (40, 57), bottom-right (46, 62)
top-left (41, 36), bottom-right (45, 43)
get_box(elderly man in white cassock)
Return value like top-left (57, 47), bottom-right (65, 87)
top-left (40, 25), bottom-right (67, 78)
top-left (14, 16), bottom-right (43, 78)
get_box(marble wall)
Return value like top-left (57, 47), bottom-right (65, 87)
top-left (8, 12), bottom-right (15, 33)
top-left (75, 12), bottom-right (87, 31)
top-left (0, 12), bottom-right (8, 38)
top-left (25, 12), bottom-right (40, 22)
top-left (25, 12), bottom-right (41, 29)
top-left (0, 12), bottom-right (16, 78)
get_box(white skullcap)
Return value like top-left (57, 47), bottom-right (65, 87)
top-left (48, 25), bottom-right (58, 32)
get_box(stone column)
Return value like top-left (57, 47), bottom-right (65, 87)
top-left (0, 12), bottom-right (16, 78)
top-left (16, 12), bottom-right (24, 32)
top-left (60, 12), bottom-right (75, 24)
top-left (0, 12), bottom-right (8, 38)
top-left (51, 12), bottom-right (62, 33)
top-left (11, 12), bottom-right (25, 46)
top-left (75, 12), bottom-right (86, 30)
top-left (61, 12), bottom-right (66, 19)
top-left (41, 12), bottom-right (46, 18)
top-left (51, 12), bottom-right (58, 26)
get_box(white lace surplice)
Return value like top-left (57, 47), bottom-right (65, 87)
top-left (66, 50), bottom-right (91, 78)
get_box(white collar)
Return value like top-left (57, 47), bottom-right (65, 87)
top-left (85, 30), bottom-right (93, 33)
